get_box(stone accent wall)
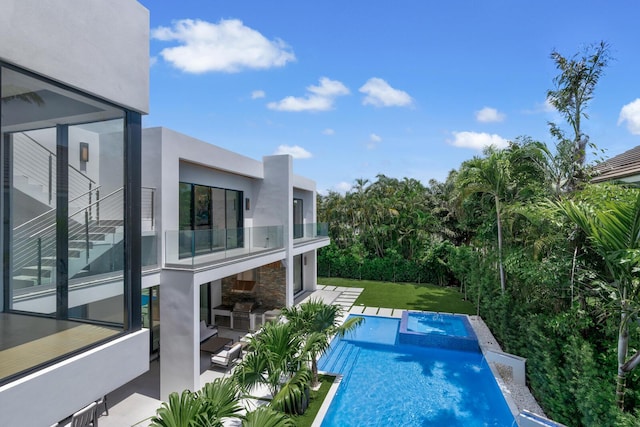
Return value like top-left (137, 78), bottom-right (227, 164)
top-left (220, 261), bottom-right (286, 309)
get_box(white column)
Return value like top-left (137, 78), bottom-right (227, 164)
top-left (159, 270), bottom-right (200, 400)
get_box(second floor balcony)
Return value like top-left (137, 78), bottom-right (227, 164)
top-left (165, 223), bottom-right (329, 268)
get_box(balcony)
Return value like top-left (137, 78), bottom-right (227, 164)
top-left (165, 225), bottom-right (284, 268)
top-left (293, 222), bottom-right (330, 252)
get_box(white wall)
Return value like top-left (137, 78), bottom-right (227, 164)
top-left (0, 330), bottom-right (149, 427)
top-left (0, 0), bottom-right (149, 113)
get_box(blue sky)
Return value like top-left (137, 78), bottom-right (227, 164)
top-left (138, 0), bottom-right (640, 194)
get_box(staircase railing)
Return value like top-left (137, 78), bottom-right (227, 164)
top-left (14, 132), bottom-right (96, 208)
top-left (12, 187), bottom-right (124, 287)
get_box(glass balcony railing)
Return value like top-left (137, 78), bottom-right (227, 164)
top-left (293, 222), bottom-right (329, 240)
top-left (165, 225), bottom-right (284, 267)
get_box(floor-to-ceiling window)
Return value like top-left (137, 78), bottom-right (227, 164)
top-left (142, 286), bottom-right (160, 356)
top-left (293, 198), bottom-right (303, 239)
top-left (293, 254), bottom-right (303, 294)
top-left (0, 63), bottom-right (141, 383)
top-left (178, 182), bottom-right (243, 258)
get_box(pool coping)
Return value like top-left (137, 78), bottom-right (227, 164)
top-left (311, 307), bottom-right (539, 426)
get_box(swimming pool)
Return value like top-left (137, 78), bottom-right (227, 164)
top-left (317, 314), bottom-right (515, 427)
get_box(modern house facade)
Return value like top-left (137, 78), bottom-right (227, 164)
top-left (140, 127), bottom-right (329, 399)
top-left (0, 0), bottom-right (150, 426)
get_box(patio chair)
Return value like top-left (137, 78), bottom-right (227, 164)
top-left (211, 342), bottom-right (243, 369)
top-left (70, 401), bottom-right (97, 427)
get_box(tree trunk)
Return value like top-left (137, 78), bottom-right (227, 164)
top-left (495, 195), bottom-right (506, 294)
top-left (617, 311), bottom-right (630, 409)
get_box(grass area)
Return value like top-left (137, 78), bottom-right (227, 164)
top-left (292, 374), bottom-right (335, 427)
top-left (318, 277), bottom-right (475, 315)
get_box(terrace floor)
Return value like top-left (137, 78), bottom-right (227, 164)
top-left (0, 313), bottom-right (120, 383)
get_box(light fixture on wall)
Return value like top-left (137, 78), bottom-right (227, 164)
top-left (79, 142), bottom-right (89, 163)
top-left (245, 198), bottom-right (250, 210)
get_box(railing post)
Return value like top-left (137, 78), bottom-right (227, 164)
top-left (150, 190), bottom-right (155, 229)
top-left (37, 237), bottom-right (42, 287)
top-left (96, 189), bottom-right (100, 224)
top-left (48, 154), bottom-right (53, 205)
top-left (85, 210), bottom-right (90, 262)
top-left (89, 182), bottom-right (93, 220)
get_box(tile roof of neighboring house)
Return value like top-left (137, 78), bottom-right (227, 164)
top-left (591, 145), bottom-right (640, 183)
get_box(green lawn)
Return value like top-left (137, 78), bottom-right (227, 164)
top-left (318, 277), bottom-right (475, 315)
top-left (292, 375), bottom-right (335, 427)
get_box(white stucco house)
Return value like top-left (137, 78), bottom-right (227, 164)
top-left (0, 0), bottom-right (329, 425)
top-left (140, 127), bottom-right (329, 399)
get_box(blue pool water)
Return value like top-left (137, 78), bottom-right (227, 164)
top-left (318, 315), bottom-right (515, 427)
top-left (406, 311), bottom-right (469, 336)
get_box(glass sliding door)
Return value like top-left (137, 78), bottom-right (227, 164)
top-left (226, 189), bottom-right (243, 249)
top-left (193, 185), bottom-right (212, 255)
top-left (293, 254), bottom-right (303, 294)
top-left (178, 182), bottom-right (243, 257)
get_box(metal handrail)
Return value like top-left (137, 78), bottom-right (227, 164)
top-left (19, 132), bottom-right (96, 185)
top-left (29, 187), bottom-right (122, 238)
top-left (14, 185), bottom-right (102, 232)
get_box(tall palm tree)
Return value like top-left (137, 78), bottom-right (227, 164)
top-left (281, 298), bottom-right (364, 386)
top-left (458, 146), bottom-right (512, 293)
top-left (555, 189), bottom-right (640, 410)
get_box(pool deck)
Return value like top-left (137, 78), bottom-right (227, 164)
top-left (96, 284), bottom-right (544, 426)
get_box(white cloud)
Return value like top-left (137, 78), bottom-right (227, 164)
top-left (543, 97), bottom-right (556, 113)
top-left (618, 99), bottom-right (640, 135)
top-left (151, 19), bottom-right (295, 73)
top-left (334, 182), bottom-right (352, 193)
top-left (251, 90), bottom-right (266, 99)
top-left (359, 78), bottom-right (413, 107)
top-left (150, 56), bottom-right (158, 67)
top-left (267, 77), bottom-right (350, 112)
top-left (273, 145), bottom-right (312, 159)
top-left (449, 131), bottom-right (509, 150)
top-left (475, 107), bottom-right (505, 123)
top-left (322, 128), bottom-right (335, 135)
top-left (367, 133), bottom-right (382, 150)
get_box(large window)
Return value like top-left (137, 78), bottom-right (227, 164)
top-left (0, 63), bottom-right (141, 382)
top-left (179, 182), bottom-right (243, 257)
top-left (293, 198), bottom-right (303, 239)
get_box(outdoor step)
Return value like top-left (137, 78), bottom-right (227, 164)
top-left (318, 340), bottom-right (346, 373)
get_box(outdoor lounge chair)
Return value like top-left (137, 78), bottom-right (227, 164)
top-left (70, 401), bottom-right (97, 427)
top-left (200, 320), bottom-right (218, 342)
top-left (211, 342), bottom-right (243, 369)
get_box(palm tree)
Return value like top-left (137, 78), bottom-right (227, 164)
top-left (555, 189), bottom-right (640, 409)
top-left (281, 298), bottom-right (364, 386)
top-left (199, 377), bottom-right (244, 426)
top-left (149, 390), bottom-right (209, 427)
top-left (458, 146), bottom-right (511, 293)
top-left (242, 406), bottom-right (296, 427)
top-left (233, 321), bottom-right (310, 401)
